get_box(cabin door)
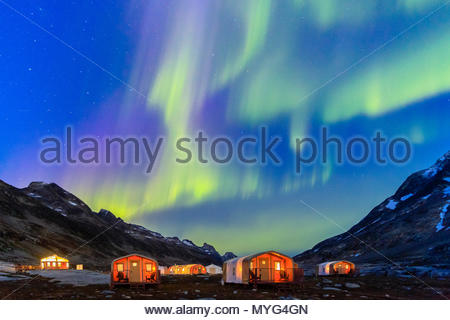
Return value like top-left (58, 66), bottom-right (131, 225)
top-left (130, 260), bottom-right (141, 282)
top-left (259, 257), bottom-right (270, 281)
top-left (335, 263), bottom-right (348, 274)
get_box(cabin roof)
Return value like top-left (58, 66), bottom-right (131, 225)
top-left (170, 264), bottom-right (204, 268)
top-left (111, 253), bottom-right (157, 265)
top-left (40, 255), bottom-right (68, 263)
top-left (317, 260), bottom-right (354, 267)
top-left (224, 250), bottom-right (291, 265)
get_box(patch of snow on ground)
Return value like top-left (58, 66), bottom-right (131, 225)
top-left (386, 200), bottom-right (398, 210)
top-left (422, 194), bottom-right (432, 200)
top-left (443, 177), bottom-right (450, 182)
top-left (0, 276), bottom-right (22, 281)
top-left (436, 203), bottom-right (449, 232)
top-left (400, 193), bottom-right (414, 201)
top-left (29, 270), bottom-right (109, 286)
top-left (0, 273), bottom-right (30, 281)
top-left (68, 201), bottom-right (78, 206)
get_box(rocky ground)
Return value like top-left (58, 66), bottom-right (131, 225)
top-left (0, 272), bottom-right (448, 300)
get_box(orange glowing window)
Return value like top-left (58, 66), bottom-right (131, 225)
top-left (132, 262), bottom-right (138, 267)
top-left (52, 262), bottom-right (56, 267)
top-left (57, 262), bottom-right (61, 267)
top-left (275, 262), bottom-right (281, 271)
top-left (41, 263), bottom-right (44, 268)
top-left (117, 263), bottom-right (124, 272)
top-left (146, 264), bottom-right (153, 272)
top-left (261, 260), bottom-right (266, 265)
top-left (346, 265), bottom-right (349, 269)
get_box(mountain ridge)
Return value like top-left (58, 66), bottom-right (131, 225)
top-left (294, 151), bottom-right (450, 271)
top-left (0, 179), bottom-right (232, 268)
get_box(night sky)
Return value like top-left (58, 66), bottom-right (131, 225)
top-left (1, 1), bottom-right (449, 255)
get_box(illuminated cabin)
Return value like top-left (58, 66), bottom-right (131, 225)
top-left (223, 251), bottom-right (302, 285)
top-left (315, 260), bottom-right (355, 276)
top-left (206, 264), bottom-right (222, 274)
top-left (110, 254), bottom-right (160, 288)
top-left (169, 264), bottom-right (207, 275)
top-left (40, 255), bottom-right (69, 270)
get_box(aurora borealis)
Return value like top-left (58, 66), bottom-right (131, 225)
top-left (0, 0), bottom-right (449, 255)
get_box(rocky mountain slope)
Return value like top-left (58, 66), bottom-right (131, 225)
top-left (0, 180), bottom-right (228, 268)
top-left (294, 151), bottom-right (450, 271)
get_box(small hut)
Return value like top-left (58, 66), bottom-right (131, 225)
top-left (315, 260), bottom-right (355, 276)
top-left (206, 264), bottom-right (222, 274)
top-left (158, 266), bottom-right (169, 275)
top-left (40, 255), bottom-right (69, 270)
top-left (169, 264), bottom-right (207, 275)
top-left (222, 251), bottom-right (302, 285)
top-left (110, 254), bottom-right (160, 288)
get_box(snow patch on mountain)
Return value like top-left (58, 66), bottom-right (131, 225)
top-left (386, 200), bottom-right (398, 210)
top-left (436, 203), bottom-right (449, 232)
top-left (27, 193), bottom-right (41, 198)
top-left (444, 187), bottom-right (450, 196)
top-left (423, 167), bottom-right (438, 178)
top-left (401, 193), bottom-right (414, 201)
top-left (182, 240), bottom-right (195, 247)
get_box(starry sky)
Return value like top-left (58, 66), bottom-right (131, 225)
top-left (0, 0), bottom-right (449, 255)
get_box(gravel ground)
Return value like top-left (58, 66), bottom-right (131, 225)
top-left (0, 273), bottom-right (448, 300)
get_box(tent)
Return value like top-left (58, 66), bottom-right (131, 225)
top-left (223, 251), bottom-right (302, 285)
top-left (158, 266), bottom-right (169, 275)
top-left (40, 255), bottom-right (69, 270)
top-left (315, 260), bottom-right (355, 276)
top-left (110, 254), bottom-right (160, 288)
top-left (169, 264), bottom-right (207, 275)
top-left (205, 264), bottom-right (222, 274)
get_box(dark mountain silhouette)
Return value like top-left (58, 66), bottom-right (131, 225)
top-left (222, 252), bottom-right (237, 261)
top-left (294, 151), bottom-right (450, 275)
top-left (0, 180), bottom-right (232, 268)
